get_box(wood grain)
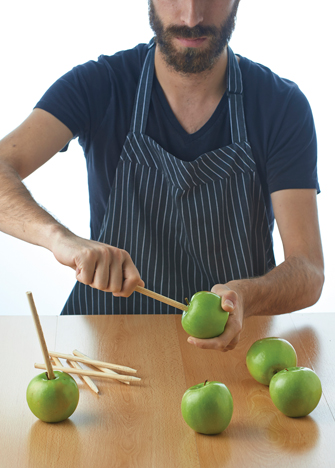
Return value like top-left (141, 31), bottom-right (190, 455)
top-left (291, 313), bottom-right (335, 419)
top-left (0, 313), bottom-right (334, 468)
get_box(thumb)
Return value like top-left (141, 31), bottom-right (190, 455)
top-left (222, 297), bottom-right (235, 312)
top-left (211, 285), bottom-right (237, 312)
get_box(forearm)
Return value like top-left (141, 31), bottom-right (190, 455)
top-left (0, 161), bottom-right (143, 296)
top-left (187, 255), bottom-right (324, 352)
top-left (0, 160), bottom-right (67, 250)
top-left (227, 254), bottom-right (325, 318)
top-left (188, 189), bottom-right (324, 352)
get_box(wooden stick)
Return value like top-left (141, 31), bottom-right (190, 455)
top-left (72, 350), bottom-right (130, 385)
top-left (52, 357), bottom-right (62, 367)
top-left (49, 351), bottom-right (137, 374)
top-left (134, 285), bottom-right (188, 311)
top-left (52, 357), bottom-right (99, 394)
top-left (66, 360), bottom-right (100, 394)
top-left (26, 291), bottom-right (55, 380)
top-left (34, 363), bottom-right (141, 382)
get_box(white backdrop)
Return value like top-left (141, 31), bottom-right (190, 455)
top-left (0, 0), bottom-right (334, 315)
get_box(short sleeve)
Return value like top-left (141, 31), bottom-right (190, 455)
top-left (266, 85), bottom-right (319, 194)
top-left (34, 60), bottom-right (112, 152)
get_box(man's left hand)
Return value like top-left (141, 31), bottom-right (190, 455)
top-left (187, 284), bottom-right (244, 352)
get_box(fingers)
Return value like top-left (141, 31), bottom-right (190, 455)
top-left (76, 245), bottom-right (109, 289)
top-left (52, 232), bottom-right (143, 296)
top-left (106, 248), bottom-right (126, 294)
top-left (186, 283), bottom-right (244, 352)
top-left (187, 324), bottom-right (241, 352)
top-left (74, 243), bottom-right (143, 297)
top-left (111, 250), bottom-right (145, 297)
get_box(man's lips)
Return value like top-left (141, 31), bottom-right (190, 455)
top-left (176, 37), bottom-right (207, 48)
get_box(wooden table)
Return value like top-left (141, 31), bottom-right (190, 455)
top-left (1, 313), bottom-right (334, 468)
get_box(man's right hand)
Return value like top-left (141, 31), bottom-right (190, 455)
top-left (0, 108), bottom-right (144, 297)
top-left (51, 228), bottom-right (144, 297)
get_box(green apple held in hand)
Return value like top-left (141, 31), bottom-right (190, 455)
top-left (269, 367), bottom-right (322, 417)
top-left (181, 380), bottom-right (233, 435)
top-left (181, 291), bottom-right (229, 339)
top-left (246, 337), bottom-right (297, 385)
top-left (27, 371), bottom-right (79, 423)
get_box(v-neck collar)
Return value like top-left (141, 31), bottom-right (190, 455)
top-left (152, 74), bottom-right (229, 142)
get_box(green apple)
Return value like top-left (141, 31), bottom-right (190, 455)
top-left (269, 367), bottom-right (322, 417)
top-left (181, 380), bottom-right (233, 434)
top-left (246, 337), bottom-right (297, 385)
top-left (27, 371), bottom-right (79, 423)
top-left (181, 291), bottom-right (229, 339)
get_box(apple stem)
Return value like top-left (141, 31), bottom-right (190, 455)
top-left (185, 298), bottom-right (190, 306)
top-left (204, 380), bottom-right (208, 386)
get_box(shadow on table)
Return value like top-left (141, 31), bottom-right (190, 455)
top-left (284, 325), bottom-right (321, 369)
top-left (226, 375), bottom-right (320, 455)
top-left (265, 413), bottom-right (320, 453)
top-left (26, 415), bottom-right (97, 467)
top-left (26, 419), bottom-right (78, 466)
top-left (228, 411), bottom-right (319, 454)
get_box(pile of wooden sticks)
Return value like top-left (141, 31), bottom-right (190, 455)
top-left (35, 349), bottom-right (141, 394)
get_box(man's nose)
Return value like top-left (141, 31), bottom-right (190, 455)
top-left (179, 0), bottom-right (205, 28)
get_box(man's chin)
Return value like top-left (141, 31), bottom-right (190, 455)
top-left (163, 52), bottom-right (218, 74)
top-left (156, 36), bottom-right (223, 74)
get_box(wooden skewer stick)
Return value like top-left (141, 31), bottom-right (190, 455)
top-left (66, 360), bottom-right (100, 394)
top-left (52, 356), bottom-right (99, 394)
top-left (26, 291), bottom-right (55, 380)
top-left (49, 351), bottom-right (137, 374)
top-left (134, 285), bottom-right (188, 311)
top-left (52, 357), bottom-right (64, 370)
top-left (72, 350), bottom-right (130, 385)
top-left (52, 357), bottom-right (128, 387)
top-left (53, 356), bottom-right (98, 392)
top-left (34, 363), bottom-right (141, 382)
top-left (51, 356), bottom-right (61, 367)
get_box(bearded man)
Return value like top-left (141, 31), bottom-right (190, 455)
top-left (0, 1), bottom-right (324, 352)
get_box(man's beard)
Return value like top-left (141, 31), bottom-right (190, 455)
top-left (149, 0), bottom-right (240, 74)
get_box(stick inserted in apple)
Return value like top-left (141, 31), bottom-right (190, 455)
top-left (26, 292), bottom-right (79, 423)
top-left (181, 291), bottom-right (229, 339)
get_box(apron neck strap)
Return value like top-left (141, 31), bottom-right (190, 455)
top-left (130, 39), bottom-right (156, 134)
top-left (226, 46), bottom-right (248, 143)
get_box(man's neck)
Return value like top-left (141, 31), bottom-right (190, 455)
top-left (154, 46), bottom-right (229, 134)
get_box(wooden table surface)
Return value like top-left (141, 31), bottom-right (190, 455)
top-left (1, 312), bottom-right (334, 468)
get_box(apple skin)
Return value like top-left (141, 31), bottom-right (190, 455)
top-left (181, 291), bottom-right (229, 339)
top-left (26, 371), bottom-right (79, 423)
top-left (246, 337), bottom-right (297, 385)
top-left (181, 381), bottom-right (233, 434)
top-left (269, 367), bottom-right (322, 417)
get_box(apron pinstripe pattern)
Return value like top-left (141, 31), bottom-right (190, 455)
top-left (62, 42), bottom-right (275, 315)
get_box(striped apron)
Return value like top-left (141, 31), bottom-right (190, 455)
top-left (62, 42), bottom-right (275, 315)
